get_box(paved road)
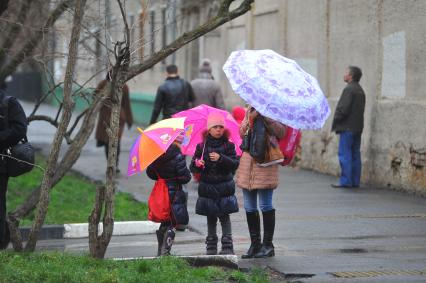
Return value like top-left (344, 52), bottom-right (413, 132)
top-left (23, 101), bottom-right (426, 282)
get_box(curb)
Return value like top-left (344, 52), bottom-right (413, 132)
top-left (19, 221), bottom-right (160, 241)
top-left (114, 255), bottom-right (239, 269)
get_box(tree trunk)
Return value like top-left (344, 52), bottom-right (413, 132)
top-left (24, 0), bottom-right (87, 252)
top-left (88, 0), bottom-right (131, 258)
top-left (88, 185), bottom-right (105, 258)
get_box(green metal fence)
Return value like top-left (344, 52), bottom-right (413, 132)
top-left (47, 86), bottom-right (156, 126)
top-left (129, 92), bottom-right (156, 127)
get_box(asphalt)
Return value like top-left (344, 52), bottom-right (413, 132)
top-left (16, 101), bottom-right (426, 282)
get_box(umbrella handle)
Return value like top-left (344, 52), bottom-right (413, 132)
top-left (200, 141), bottom-right (206, 160)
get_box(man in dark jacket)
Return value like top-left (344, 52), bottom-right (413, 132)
top-left (0, 83), bottom-right (28, 249)
top-left (150, 64), bottom-right (194, 124)
top-left (331, 66), bottom-right (366, 188)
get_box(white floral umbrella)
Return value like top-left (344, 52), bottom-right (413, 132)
top-left (223, 49), bottom-right (330, 130)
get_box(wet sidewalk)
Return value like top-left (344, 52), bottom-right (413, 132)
top-left (22, 101), bottom-right (426, 282)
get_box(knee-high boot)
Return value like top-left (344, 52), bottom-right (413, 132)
top-left (241, 211), bottom-right (261, 259)
top-left (255, 209), bottom-right (275, 258)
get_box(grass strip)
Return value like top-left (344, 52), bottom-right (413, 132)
top-left (0, 252), bottom-right (269, 283)
top-left (7, 155), bottom-right (148, 225)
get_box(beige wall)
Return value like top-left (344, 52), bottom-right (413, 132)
top-left (197, 0), bottom-right (426, 194)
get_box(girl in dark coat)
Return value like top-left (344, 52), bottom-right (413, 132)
top-left (190, 113), bottom-right (239, 255)
top-left (146, 134), bottom-right (191, 256)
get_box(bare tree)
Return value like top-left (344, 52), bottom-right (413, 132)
top-left (25, 0), bottom-right (87, 252)
top-left (3, 0), bottom-right (254, 255)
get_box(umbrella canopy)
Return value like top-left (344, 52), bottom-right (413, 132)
top-left (172, 104), bottom-right (242, 156)
top-left (223, 49), bottom-right (330, 130)
top-left (127, 117), bottom-right (186, 176)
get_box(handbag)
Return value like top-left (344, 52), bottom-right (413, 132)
top-left (4, 138), bottom-right (35, 177)
top-left (148, 176), bottom-right (171, 223)
top-left (1, 95), bottom-right (34, 177)
top-left (258, 136), bottom-right (284, 167)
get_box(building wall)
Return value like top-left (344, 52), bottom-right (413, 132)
top-left (189, 0), bottom-right (426, 194)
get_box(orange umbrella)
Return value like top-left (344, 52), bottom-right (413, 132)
top-left (127, 117), bottom-right (186, 176)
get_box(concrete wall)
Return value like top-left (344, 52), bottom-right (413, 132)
top-left (197, 0), bottom-right (426, 194)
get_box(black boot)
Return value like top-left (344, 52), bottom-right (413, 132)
top-left (219, 235), bottom-right (234, 255)
top-left (155, 227), bottom-right (166, 256)
top-left (160, 227), bottom-right (175, 256)
top-left (255, 209), bottom-right (275, 258)
top-left (205, 235), bottom-right (218, 255)
top-left (241, 211), bottom-right (261, 259)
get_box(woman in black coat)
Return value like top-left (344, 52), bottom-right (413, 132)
top-left (146, 140), bottom-right (191, 256)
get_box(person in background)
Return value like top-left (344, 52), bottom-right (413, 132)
top-left (331, 66), bottom-right (366, 188)
top-left (150, 64), bottom-right (194, 124)
top-left (0, 81), bottom-right (27, 249)
top-left (95, 72), bottom-right (133, 173)
top-left (191, 59), bottom-right (225, 109)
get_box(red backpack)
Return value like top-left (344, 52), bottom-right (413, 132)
top-left (278, 126), bottom-right (302, 166)
top-left (148, 178), bottom-right (171, 223)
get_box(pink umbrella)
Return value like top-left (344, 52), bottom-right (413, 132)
top-left (172, 104), bottom-right (242, 156)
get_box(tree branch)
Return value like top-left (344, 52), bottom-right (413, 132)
top-left (125, 0), bottom-right (253, 81)
top-left (0, 0), bottom-right (74, 83)
top-left (0, 0), bottom-right (32, 68)
top-left (0, 0), bottom-right (9, 17)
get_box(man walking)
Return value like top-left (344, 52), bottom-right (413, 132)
top-left (150, 64), bottom-right (194, 124)
top-left (191, 59), bottom-right (225, 109)
top-left (0, 82), bottom-right (28, 249)
top-left (331, 66), bottom-right (366, 188)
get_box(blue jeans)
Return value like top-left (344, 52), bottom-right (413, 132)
top-left (338, 131), bottom-right (362, 187)
top-left (242, 189), bottom-right (274, 213)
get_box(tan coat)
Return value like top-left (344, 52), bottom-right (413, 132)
top-left (95, 80), bottom-right (133, 144)
top-left (236, 112), bottom-right (286, 190)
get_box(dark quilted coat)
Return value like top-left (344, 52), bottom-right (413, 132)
top-left (146, 143), bottom-right (191, 225)
top-left (190, 134), bottom-right (239, 217)
top-left (0, 91), bottom-right (28, 174)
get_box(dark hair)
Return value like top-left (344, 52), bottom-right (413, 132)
top-left (166, 64), bottom-right (178, 74)
top-left (348, 66), bottom-right (362, 82)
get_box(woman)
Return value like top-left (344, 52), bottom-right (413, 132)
top-left (236, 106), bottom-right (286, 258)
top-left (95, 73), bottom-right (133, 173)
